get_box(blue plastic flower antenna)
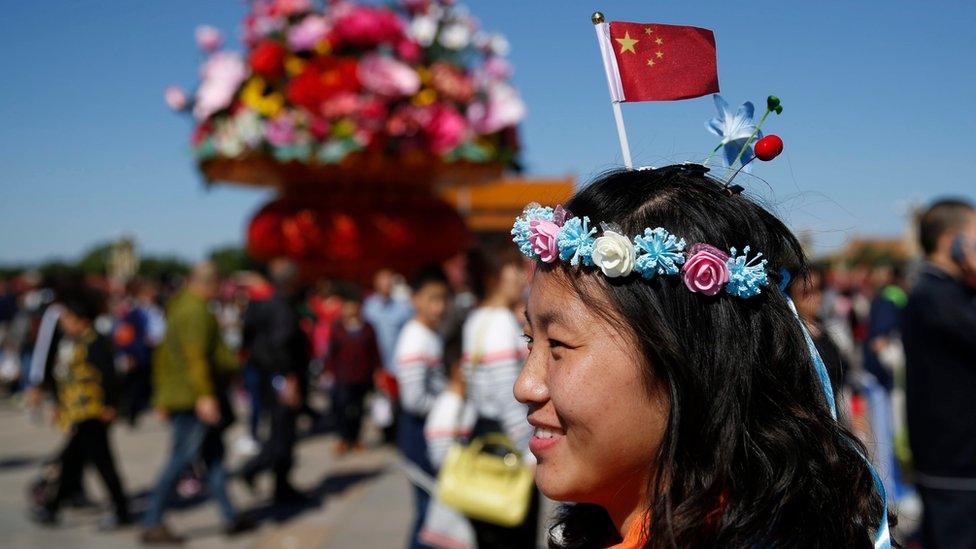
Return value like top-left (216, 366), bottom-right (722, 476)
top-left (725, 246), bottom-right (769, 298)
top-left (705, 94), bottom-right (762, 170)
top-left (633, 227), bottom-right (687, 279)
top-left (557, 216), bottom-right (597, 266)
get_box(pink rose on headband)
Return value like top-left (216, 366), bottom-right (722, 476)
top-left (529, 220), bottom-right (561, 263)
top-left (682, 244), bottom-right (731, 296)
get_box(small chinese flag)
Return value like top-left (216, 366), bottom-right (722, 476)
top-left (601, 21), bottom-right (719, 102)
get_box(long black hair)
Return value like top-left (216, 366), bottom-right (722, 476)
top-left (544, 166), bottom-right (890, 548)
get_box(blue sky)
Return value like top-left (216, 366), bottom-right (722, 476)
top-left (2, 1), bottom-right (974, 264)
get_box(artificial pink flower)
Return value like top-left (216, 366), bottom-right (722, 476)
top-left (333, 6), bottom-right (403, 47)
top-left (467, 82), bottom-right (526, 134)
top-left (193, 52), bottom-right (248, 121)
top-left (271, 0), bottom-right (312, 16)
top-left (288, 15), bottom-right (330, 51)
top-left (357, 98), bottom-right (389, 130)
top-left (424, 105), bottom-right (468, 154)
top-left (386, 105), bottom-right (422, 137)
top-left (309, 116), bottom-right (331, 140)
top-left (357, 54), bottom-right (421, 97)
top-left (482, 56), bottom-right (513, 79)
top-left (195, 25), bottom-right (223, 53)
top-left (529, 220), bottom-right (561, 263)
top-left (265, 114), bottom-right (296, 146)
top-left (681, 243), bottom-right (731, 296)
top-left (429, 62), bottom-right (475, 103)
top-left (164, 86), bottom-right (188, 111)
top-left (320, 92), bottom-right (360, 119)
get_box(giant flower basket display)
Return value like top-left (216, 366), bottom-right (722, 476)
top-left (169, 0), bottom-right (525, 190)
top-left (168, 0), bottom-right (527, 280)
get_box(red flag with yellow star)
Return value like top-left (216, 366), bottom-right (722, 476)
top-left (605, 21), bottom-right (718, 102)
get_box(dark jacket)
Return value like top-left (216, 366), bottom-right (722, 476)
top-left (242, 293), bottom-right (309, 378)
top-left (903, 264), bottom-right (976, 477)
top-left (863, 286), bottom-right (907, 391)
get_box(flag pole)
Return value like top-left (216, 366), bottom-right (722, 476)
top-left (592, 11), bottom-right (633, 169)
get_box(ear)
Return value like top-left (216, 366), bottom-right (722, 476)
top-left (936, 230), bottom-right (959, 257)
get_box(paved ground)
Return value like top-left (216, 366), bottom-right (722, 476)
top-left (0, 397), bottom-right (416, 548)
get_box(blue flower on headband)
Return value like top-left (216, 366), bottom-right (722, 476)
top-left (706, 95), bottom-right (761, 170)
top-left (633, 228), bottom-right (686, 279)
top-left (512, 205), bottom-right (555, 258)
top-left (725, 246), bottom-right (769, 298)
top-left (557, 216), bottom-right (597, 266)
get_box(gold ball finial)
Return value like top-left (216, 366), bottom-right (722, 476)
top-left (591, 11), bottom-right (605, 25)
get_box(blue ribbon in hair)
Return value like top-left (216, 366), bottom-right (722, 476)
top-left (780, 268), bottom-right (890, 549)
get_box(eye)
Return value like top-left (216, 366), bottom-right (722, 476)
top-left (522, 333), bottom-right (534, 349)
top-left (549, 338), bottom-right (568, 349)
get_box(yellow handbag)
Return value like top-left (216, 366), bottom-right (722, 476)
top-left (435, 432), bottom-right (534, 527)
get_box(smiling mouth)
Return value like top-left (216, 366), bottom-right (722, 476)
top-left (529, 426), bottom-right (565, 455)
top-left (533, 427), bottom-right (561, 439)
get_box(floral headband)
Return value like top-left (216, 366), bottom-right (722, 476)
top-left (512, 204), bottom-right (769, 298)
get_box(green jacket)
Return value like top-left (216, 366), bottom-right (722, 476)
top-left (152, 289), bottom-right (237, 412)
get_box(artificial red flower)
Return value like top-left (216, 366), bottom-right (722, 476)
top-left (332, 5), bottom-right (403, 47)
top-left (286, 56), bottom-right (360, 114)
top-left (396, 38), bottom-right (423, 64)
top-left (191, 121), bottom-right (212, 146)
top-left (249, 40), bottom-right (287, 78)
top-left (357, 97), bottom-right (389, 131)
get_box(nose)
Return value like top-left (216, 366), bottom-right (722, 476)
top-left (514, 348), bottom-right (549, 405)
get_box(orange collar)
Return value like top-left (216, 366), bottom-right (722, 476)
top-left (607, 515), bottom-right (648, 549)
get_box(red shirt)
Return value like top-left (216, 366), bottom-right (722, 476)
top-left (322, 320), bottom-right (382, 385)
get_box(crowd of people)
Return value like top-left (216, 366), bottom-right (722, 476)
top-left (0, 195), bottom-right (974, 548)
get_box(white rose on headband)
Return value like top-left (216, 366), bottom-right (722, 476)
top-left (592, 230), bottom-right (635, 278)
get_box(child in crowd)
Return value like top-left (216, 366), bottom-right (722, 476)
top-left (394, 266), bottom-right (452, 549)
top-left (322, 285), bottom-right (382, 455)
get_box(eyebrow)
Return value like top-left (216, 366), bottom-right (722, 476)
top-left (524, 308), bottom-right (564, 329)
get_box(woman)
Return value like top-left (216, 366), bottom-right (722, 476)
top-left (460, 251), bottom-right (538, 547)
top-left (513, 166), bottom-right (891, 548)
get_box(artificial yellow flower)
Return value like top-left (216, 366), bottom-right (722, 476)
top-left (285, 55), bottom-right (306, 76)
top-left (241, 77), bottom-right (284, 118)
top-left (315, 39), bottom-right (332, 55)
top-left (412, 88), bottom-right (437, 107)
top-left (332, 118), bottom-right (357, 138)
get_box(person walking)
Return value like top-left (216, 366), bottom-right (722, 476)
top-left (239, 258), bottom-right (309, 505)
top-left (363, 269), bottom-right (412, 443)
top-left (902, 199), bottom-right (976, 549)
top-left (322, 285), bottom-right (382, 455)
top-left (141, 262), bottom-right (251, 544)
top-left (31, 288), bottom-right (131, 529)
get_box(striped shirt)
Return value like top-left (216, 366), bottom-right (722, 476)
top-left (461, 307), bottom-right (531, 454)
top-left (393, 319), bottom-right (446, 417)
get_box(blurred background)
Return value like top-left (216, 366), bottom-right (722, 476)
top-left (0, 0), bottom-right (973, 547)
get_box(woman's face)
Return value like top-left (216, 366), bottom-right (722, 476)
top-left (514, 270), bottom-right (668, 508)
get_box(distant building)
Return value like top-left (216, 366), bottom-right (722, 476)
top-left (439, 176), bottom-right (575, 248)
